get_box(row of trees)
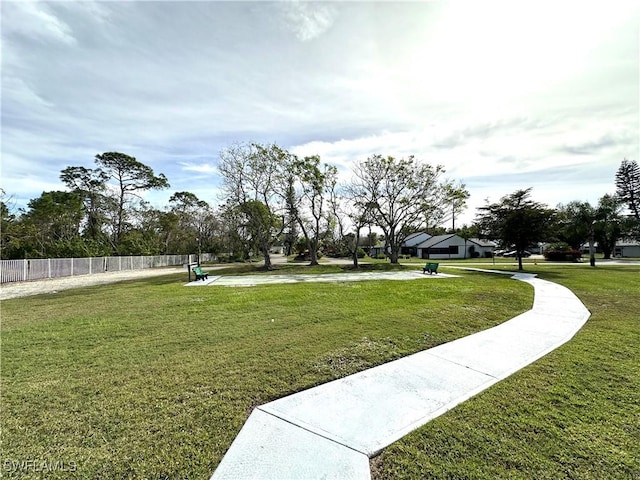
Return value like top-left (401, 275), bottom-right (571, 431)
top-left (216, 143), bottom-right (468, 268)
top-left (1, 152), bottom-right (219, 259)
top-left (2, 145), bottom-right (639, 270)
top-left (477, 158), bottom-right (640, 269)
top-left (1, 145), bottom-right (468, 263)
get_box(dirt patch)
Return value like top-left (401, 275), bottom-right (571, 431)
top-left (0, 267), bottom-right (187, 300)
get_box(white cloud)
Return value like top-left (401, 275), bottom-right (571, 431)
top-left (1, 1), bottom-right (637, 224)
top-left (2, 77), bottom-right (54, 109)
top-left (409, 0), bottom-right (637, 107)
top-left (180, 163), bottom-right (218, 174)
top-left (2, 1), bottom-right (77, 45)
top-left (278, 1), bottom-right (338, 41)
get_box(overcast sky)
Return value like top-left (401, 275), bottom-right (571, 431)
top-left (2, 0), bottom-right (638, 226)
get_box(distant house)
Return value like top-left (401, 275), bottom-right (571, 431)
top-left (416, 234), bottom-right (496, 259)
top-left (367, 242), bottom-right (386, 257)
top-left (400, 232), bottom-right (432, 256)
top-left (366, 232), bottom-right (432, 258)
top-left (469, 238), bottom-right (498, 257)
top-left (614, 240), bottom-right (640, 258)
top-left (270, 245), bottom-right (284, 254)
top-left (579, 239), bottom-right (640, 257)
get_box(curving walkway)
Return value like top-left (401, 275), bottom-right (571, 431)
top-left (211, 270), bottom-right (591, 480)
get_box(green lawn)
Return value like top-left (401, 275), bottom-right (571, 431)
top-left (373, 264), bottom-right (640, 479)
top-left (1, 264), bottom-right (638, 479)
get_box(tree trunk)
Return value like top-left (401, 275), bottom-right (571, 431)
top-left (351, 229), bottom-right (361, 268)
top-left (308, 237), bottom-right (319, 266)
top-left (309, 248), bottom-right (319, 266)
top-left (261, 244), bottom-right (272, 270)
top-left (600, 234), bottom-right (613, 259)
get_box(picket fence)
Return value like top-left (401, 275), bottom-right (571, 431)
top-left (0, 253), bottom-right (215, 284)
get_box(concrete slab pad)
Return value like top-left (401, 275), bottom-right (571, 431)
top-left (211, 409), bottom-right (370, 480)
top-left (185, 275), bottom-right (220, 286)
top-left (261, 353), bottom-right (496, 456)
top-left (205, 271), bottom-right (458, 287)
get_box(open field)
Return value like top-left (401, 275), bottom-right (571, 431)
top-left (1, 263), bottom-right (638, 479)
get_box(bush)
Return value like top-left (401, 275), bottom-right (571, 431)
top-left (543, 249), bottom-right (582, 262)
top-left (293, 250), bottom-right (323, 261)
top-left (376, 253), bottom-right (387, 260)
top-left (546, 242), bottom-right (571, 251)
top-left (327, 248), bottom-right (366, 258)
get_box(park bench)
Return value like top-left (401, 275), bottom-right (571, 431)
top-left (192, 266), bottom-right (209, 281)
top-left (422, 262), bottom-right (439, 275)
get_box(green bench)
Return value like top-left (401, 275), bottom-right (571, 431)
top-left (422, 262), bottom-right (439, 275)
top-left (192, 266), bottom-right (209, 281)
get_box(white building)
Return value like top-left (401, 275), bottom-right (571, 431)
top-left (400, 232), bottom-right (432, 256)
top-left (614, 240), bottom-right (640, 258)
top-left (416, 234), bottom-right (496, 259)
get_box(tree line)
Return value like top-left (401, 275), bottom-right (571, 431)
top-left (476, 158), bottom-right (640, 269)
top-left (1, 146), bottom-right (639, 268)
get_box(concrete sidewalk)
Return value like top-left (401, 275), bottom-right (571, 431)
top-left (211, 270), bottom-right (590, 480)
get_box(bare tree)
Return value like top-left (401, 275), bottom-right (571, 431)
top-left (331, 181), bottom-right (372, 268)
top-left (352, 154), bottom-right (446, 264)
top-left (217, 143), bottom-right (290, 269)
top-left (292, 155), bottom-right (337, 266)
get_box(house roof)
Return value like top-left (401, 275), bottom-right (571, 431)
top-left (416, 235), bottom-right (497, 249)
top-left (616, 240), bottom-right (640, 247)
top-left (416, 234), bottom-right (457, 249)
top-left (469, 238), bottom-right (497, 248)
top-left (403, 232), bottom-right (432, 247)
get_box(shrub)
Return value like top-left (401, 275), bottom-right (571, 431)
top-left (543, 249), bottom-right (582, 262)
top-left (546, 242), bottom-right (571, 251)
top-left (293, 250), bottom-right (323, 261)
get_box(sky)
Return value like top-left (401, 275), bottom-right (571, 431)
top-left (2, 0), bottom-right (639, 227)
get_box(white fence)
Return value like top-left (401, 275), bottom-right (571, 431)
top-left (0, 253), bottom-right (215, 284)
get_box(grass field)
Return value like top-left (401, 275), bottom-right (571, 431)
top-left (1, 262), bottom-right (638, 479)
top-left (373, 264), bottom-right (640, 479)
